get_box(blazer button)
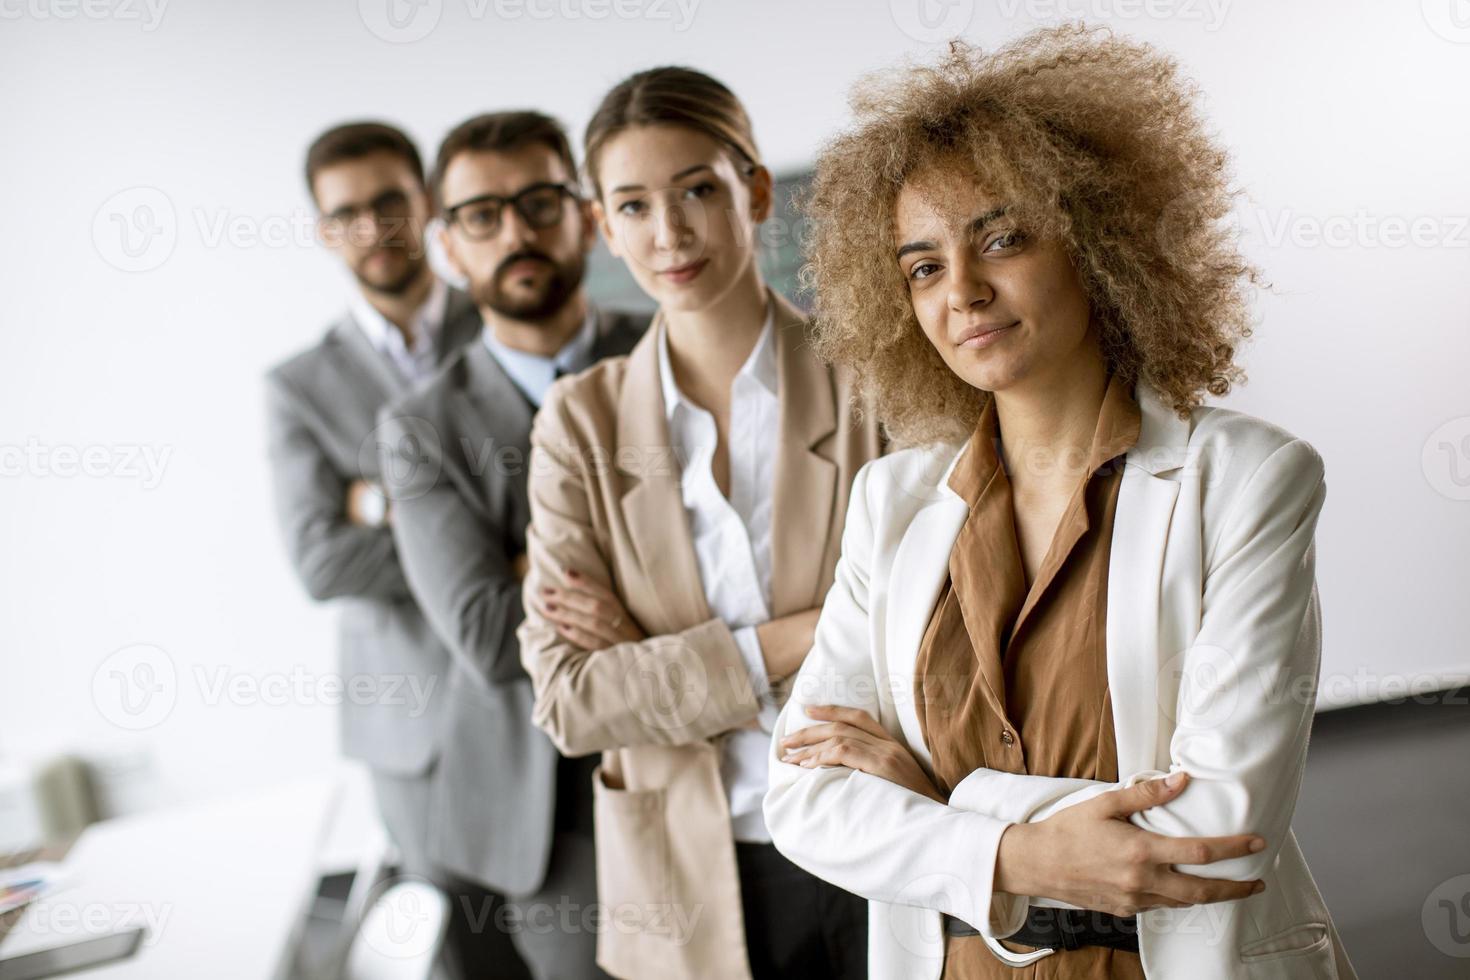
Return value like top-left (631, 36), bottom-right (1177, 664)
top-left (1000, 729), bottom-right (1015, 745)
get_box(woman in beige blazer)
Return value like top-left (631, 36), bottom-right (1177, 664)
top-left (516, 67), bottom-right (882, 980)
top-left (763, 27), bottom-right (1356, 980)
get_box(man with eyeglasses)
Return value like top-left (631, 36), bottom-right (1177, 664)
top-left (374, 112), bottom-right (647, 980)
top-left (265, 121), bottom-right (531, 980)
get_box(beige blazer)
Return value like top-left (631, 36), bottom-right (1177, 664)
top-left (518, 291), bottom-right (883, 980)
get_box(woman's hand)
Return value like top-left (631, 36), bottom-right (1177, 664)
top-left (995, 772), bottom-right (1267, 916)
top-left (778, 704), bottom-right (946, 804)
top-left (534, 568), bottom-right (646, 650)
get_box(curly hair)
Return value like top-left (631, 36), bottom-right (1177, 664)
top-left (802, 24), bottom-right (1257, 445)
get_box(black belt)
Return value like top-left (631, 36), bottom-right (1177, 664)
top-left (944, 907), bottom-right (1139, 952)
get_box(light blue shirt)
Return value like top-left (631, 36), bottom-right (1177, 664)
top-left (482, 308), bottom-right (598, 407)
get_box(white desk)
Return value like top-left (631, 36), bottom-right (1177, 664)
top-left (0, 779), bottom-right (340, 979)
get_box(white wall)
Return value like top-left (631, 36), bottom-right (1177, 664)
top-left (2, 0), bottom-right (1467, 813)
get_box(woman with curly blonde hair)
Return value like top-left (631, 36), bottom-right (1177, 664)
top-left (764, 26), bottom-right (1356, 980)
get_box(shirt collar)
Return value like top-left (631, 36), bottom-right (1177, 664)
top-left (657, 298), bottom-right (778, 422)
top-left (947, 374), bottom-right (1142, 504)
top-left (348, 275), bottom-right (448, 357)
top-left (482, 306), bottom-right (599, 407)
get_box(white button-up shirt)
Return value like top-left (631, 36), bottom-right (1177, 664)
top-left (349, 276), bottom-right (449, 383)
top-left (483, 308), bottom-right (599, 408)
top-left (656, 301), bottom-right (782, 842)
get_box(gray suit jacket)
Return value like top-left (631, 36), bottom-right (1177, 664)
top-left (264, 288), bottom-right (481, 776)
top-left (376, 307), bottom-right (648, 896)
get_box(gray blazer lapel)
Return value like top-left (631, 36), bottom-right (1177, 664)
top-left (335, 313), bottom-right (409, 401)
top-left (449, 305), bottom-right (650, 520)
top-left (438, 287), bottom-right (483, 360)
top-left (338, 285), bottom-right (482, 403)
top-left (455, 304), bottom-right (648, 456)
top-left (448, 340), bottom-right (537, 528)
top-left (455, 339), bottom-right (535, 446)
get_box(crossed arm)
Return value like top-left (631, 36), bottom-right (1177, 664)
top-left (765, 440), bottom-right (1326, 932)
top-left (515, 394), bottom-right (765, 756)
top-left (265, 373), bottom-right (409, 602)
top-left (375, 406), bottom-right (535, 687)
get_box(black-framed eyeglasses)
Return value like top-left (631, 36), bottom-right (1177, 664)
top-left (320, 189), bottom-right (413, 231)
top-left (443, 182), bottom-right (579, 240)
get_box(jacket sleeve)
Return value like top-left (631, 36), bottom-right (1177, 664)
top-left (947, 439), bottom-right (1327, 885)
top-left (516, 387), bottom-right (761, 756)
top-left (764, 460), bottom-right (1029, 940)
top-left (378, 405), bottom-right (528, 687)
top-left (264, 371), bottom-right (408, 601)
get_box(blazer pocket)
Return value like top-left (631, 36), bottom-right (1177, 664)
top-left (1240, 922), bottom-right (1338, 979)
top-left (593, 765), bottom-right (670, 920)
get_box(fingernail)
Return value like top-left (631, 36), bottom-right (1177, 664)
top-left (567, 569), bottom-right (580, 579)
top-left (542, 588), bottom-right (555, 596)
top-left (546, 602), bottom-right (558, 612)
top-left (1165, 771), bottom-right (1185, 788)
top-left (1249, 838), bottom-right (1266, 853)
top-left (1252, 881), bottom-right (1265, 894)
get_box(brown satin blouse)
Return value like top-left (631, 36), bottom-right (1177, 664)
top-left (913, 375), bottom-right (1145, 980)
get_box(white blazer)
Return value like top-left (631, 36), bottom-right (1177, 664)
top-left (764, 385), bottom-right (1357, 980)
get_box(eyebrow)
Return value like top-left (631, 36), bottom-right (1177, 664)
top-left (609, 164), bottom-right (714, 196)
top-left (895, 206), bottom-right (1010, 260)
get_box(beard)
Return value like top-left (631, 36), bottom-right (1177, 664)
top-left (352, 247), bottom-right (425, 297)
top-left (473, 249), bottom-right (585, 322)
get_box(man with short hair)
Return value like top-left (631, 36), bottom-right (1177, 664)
top-left (377, 111), bottom-right (648, 980)
top-left (266, 120), bottom-right (530, 980)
